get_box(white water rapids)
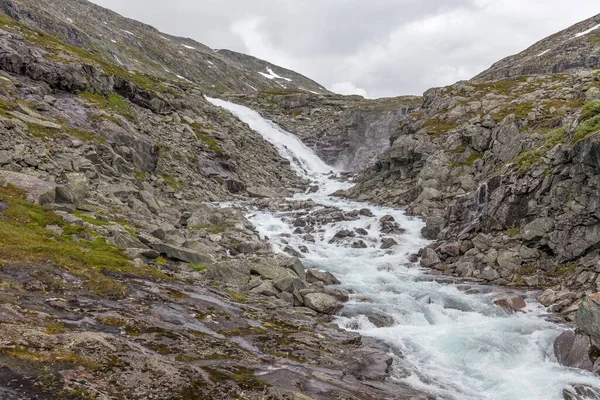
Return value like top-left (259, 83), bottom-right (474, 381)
top-left (206, 98), bottom-right (599, 400)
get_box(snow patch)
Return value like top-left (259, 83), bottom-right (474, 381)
top-left (66, 18), bottom-right (73, 23)
top-left (537, 49), bottom-right (550, 57)
top-left (113, 55), bottom-right (123, 65)
top-left (258, 67), bottom-right (292, 82)
top-left (122, 30), bottom-right (135, 36)
top-left (110, 39), bottom-right (117, 43)
top-left (574, 23), bottom-right (600, 38)
top-left (182, 44), bottom-right (196, 50)
top-left (207, 61), bottom-right (214, 65)
top-left (160, 36), bottom-right (170, 41)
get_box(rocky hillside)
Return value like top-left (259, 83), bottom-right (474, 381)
top-left (229, 91), bottom-right (421, 171)
top-left (0, 0), bottom-right (329, 95)
top-left (0, 1), bottom-right (433, 399)
top-left (343, 14), bottom-right (600, 375)
top-left (474, 13), bottom-right (600, 81)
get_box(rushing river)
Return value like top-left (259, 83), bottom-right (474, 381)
top-left (206, 98), bottom-right (599, 400)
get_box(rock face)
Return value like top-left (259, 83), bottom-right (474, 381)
top-left (0, 0), bottom-right (328, 95)
top-left (230, 92), bottom-right (421, 171)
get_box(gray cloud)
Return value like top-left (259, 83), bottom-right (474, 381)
top-left (90, 0), bottom-right (599, 98)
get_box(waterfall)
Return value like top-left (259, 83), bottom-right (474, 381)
top-left (207, 97), bottom-right (599, 400)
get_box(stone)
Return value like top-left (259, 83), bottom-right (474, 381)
top-left (539, 289), bottom-right (558, 307)
top-left (522, 217), bottom-right (555, 241)
top-left (206, 260), bottom-right (251, 287)
top-left (46, 224), bottom-right (64, 236)
top-left (251, 280), bottom-right (280, 297)
top-left (379, 215), bottom-right (395, 223)
top-left (575, 293), bottom-right (600, 339)
top-left (563, 384), bottom-right (600, 400)
top-left (366, 312), bottom-right (395, 328)
top-left (306, 269), bottom-right (341, 285)
top-left (493, 295), bottom-right (526, 313)
top-left (302, 293), bottom-right (343, 315)
top-left (250, 259), bottom-right (294, 280)
top-left (152, 243), bottom-right (214, 265)
top-left (139, 190), bottom-right (161, 214)
top-left (0, 170), bottom-right (56, 204)
top-left (481, 267), bottom-right (500, 281)
top-left (0, 201), bottom-right (7, 212)
top-left (56, 173), bottom-right (89, 205)
top-left (247, 186), bottom-right (285, 198)
top-left (273, 276), bottom-right (307, 293)
top-left (420, 248), bottom-right (441, 268)
top-left (437, 242), bottom-right (460, 257)
top-left (351, 240), bottom-right (368, 249)
top-left (554, 330), bottom-right (594, 371)
top-left (381, 238), bottom-right (398, 250)
top-left (359, 208), bottom-right (374, 217)
top-left (279, 257), bottom-right (306, 281)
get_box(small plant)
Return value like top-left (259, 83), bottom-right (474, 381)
top-left (155, 256), bottom-right (168, 266)
top-left (189, 264), bottom-right (209, 272)
top-left (161, 174), bottom-right (184, 190)
top-left (506, 226), bottom-right (520, 237)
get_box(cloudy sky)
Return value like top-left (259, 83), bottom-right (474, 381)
top-left (90, 0), bottom-right (598, 98)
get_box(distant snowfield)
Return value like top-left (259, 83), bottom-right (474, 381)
top-left (258, 67), bottom-right (292, 82)
top-left (536, 49), bottom-right (550, 57)
top-left (574, 23), bottom-right (600, 38)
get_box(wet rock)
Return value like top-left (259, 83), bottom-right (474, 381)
top-left (306, 269), bottom-right (341, 285)
top-left (355, 228), bottom-right (369, 236)
top-left (563, 384), bottom-right (600, 400)
top-left (575, 293), bottom-right (600, 339)
top-left (366, 312), bottom-right (395, 328)
top-left (420, 248), bottom-right (441, 268)
top-left (493, 295), bottom-right (526, 313)
top-left (299, 245), bottom-right (309, 253)
top-left (329, 229), bottom-right (355, 243)
top-left (351, 240), bottom-right (368, 249)
top-left (381, 238), bottom-right (398, 249)
top-left (303, 234), bottom-right (315, 242)
top-left (303, 292), bottom-right (343, 315)
top-left (554, 330), bottom-right (595, 371)
top-left (360, 208), bottom-right (374, 217)
top-left (379, 215), bottom-right (395, 223)
top-left (308, 185), bottom-right (319, 193)
top-left (325, 288), bottom-right (350, 303)
top-left (283, 246), bottom-right (303, 258)
top-left (0, 170), bottom-right (56, 205)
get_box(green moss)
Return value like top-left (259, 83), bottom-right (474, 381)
top-left (73, 210), bottom-right (110, 226)
top-left (506, 226), bottom-right (520, 237)
top-left (0, 185), bottom-right (167, 299)
top-left (79, 91), bottom-right (136, 122)
top-left (26, 122), bottom-right (106, 143)
top-left (472, 76), bottom-right (528, 95)
top-left (195, 131), bottom-right (224, 155)
top-left (161, 174), bottom-right (184, 190)
top-left (451, 152), bottom-right (484, 168)
top-left (421, 118), bottom-right (456, 136)
top-left (259, 89), bottom-right (303, 96)
top-left (43, 322), bottom-right (67, 335)
top-left (492, 102), bottom-right (534, 122)
top-left (574, 114), bottom-right (600, 142)
top-left (204, 366), bottom-right (270, 391)
top-left (190, 264), bottom-right (209, 272)
top-left (514, 126), bottom-right (568, 175)
top-left (225, 290), bottom-right (249, 303)
top-left (134, 169), bottom-right (147, 180)
top-left (188, 223), bottom-right (232, 234)
top-left (155, 256), bottom-right (168, 266)
top-left (0, 347), bottom-right (100, 370)
top-left (580, 100), bottom-right (600, 120)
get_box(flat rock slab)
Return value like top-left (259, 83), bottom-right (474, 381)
top-left (7, 110), bottom-right (62, 129)
top-left (0, 170), bottom-right (56, 204)
top-left (152, 243), bottom-right (214, 265)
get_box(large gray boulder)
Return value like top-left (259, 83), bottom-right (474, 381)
top-left (205, 260), bottom-right (251, 287)
top-left (56, 173), bottom-right (89, 205)
top-left (576, 294), bottom-right (600, 339)
top-left (306, 269), bottom-right (341, 285)
top-left (420, 248), bottom-right (441, 268)
top-left (303, 292), bottom-right (343, 315)
top-left (522, 218), bottom-right (555, 241)
top-left (152, 243), bottom-right (214, 265)
top-left (554, 330), bottom-right (595, 371)
top-left (0, 170), bottom-right (56, 205)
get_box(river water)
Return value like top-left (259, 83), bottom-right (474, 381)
top-left (206, 98), bottom-right (599, 400)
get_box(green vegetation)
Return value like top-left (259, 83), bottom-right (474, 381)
top-left (451, 152), bottom-right (484, 168)
top-left (26, 122), bottom-right (106, 143)
top-left (491, 102), bottom-right (534, 122)
top-left (0, 346), bottom-right (100, 370)
top-left (73, 210), bottom-right (110, 226)
top-left (472, 76), bottom-right (528, 96)
top-left (550, 264), bottom-right (577, 276)
top-left (421, 117), bottom-right (456, 136)
top-left (190, 264), bottom-right (209, 272)
top-left (161, 174), bottom-right (184, 190)
top-left (225, 290), bottom-right (249, 303)
top-left (0, 185), bottom-right (166, 299)
top-left (79, 91), bottom-right (136, 122)
top-left (573, 101), bottom-right (600, 142)
top-left (258, 89), bottom-right (303, 96)
top-left (506, 226), bottom-right (520, 237)
top-left (514, 126), bottom-right (568, 175)
top-left (195, 131), bottom-right (224, 155)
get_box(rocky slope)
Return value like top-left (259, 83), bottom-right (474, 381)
top-left (0, 2), bottom-right (431, 399)
top-left (0, 0), bottom-right (329, 95)
top-left (343, 13), bottom-right (600, 376)
top-left (228, 92), bottom-right (421, 171)
top-left (474, 14), bottom-right (600, 81)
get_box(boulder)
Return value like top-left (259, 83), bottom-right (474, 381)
top-left (250, 259), bottom-right (294, 280)
top-left (420, 248), bottom-right (441, 268)
top-left (152, 243), bottom-right (214, 265)
top-left (351, 240), bottom-right (368, 249)
top-left (303, 293), bottom-right (343, 315)
top-left (247, 186), bottom-right (285, 198)
top-left (554, 330), bottom-right (594, 371)
top-left (273, 276), bottom-right (307, 293)
top-left (279, 257), bottom-right (306, 281)
top-left (366, 312), bottom-right (395, 328)
top-left (55, 173), bottom-right (89, 205)
top-left (0, 170), bottom-right (56, 204)
top-left (563, 384), bottom-right (600, 400)
top-left (575, 293), bottom-right (600, 339)
top-left (206, 260), bottom-right (251, 287)
top-left (493, 295), bottom-right (526, 313)
top-left (522, 217), bottom-right (555, 241)
top-left (306, 269), bottom-right (341, 285)
top-left (381, 238), bottom-right (398, 250)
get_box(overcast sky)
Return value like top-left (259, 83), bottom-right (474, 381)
top-left (90, 0), bottom-right (599, 98)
